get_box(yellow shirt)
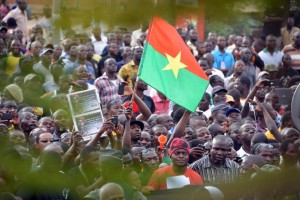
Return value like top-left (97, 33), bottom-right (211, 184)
top-left (5, 53), bottom-right (22, 76)
top-left (265, 126), bottom-right (282, 140)
top-left (118, 60), bottom-right (139, 87)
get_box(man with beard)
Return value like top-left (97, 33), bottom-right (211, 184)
top-left (19, 111), bottom-right (37, 141)
top-left (237, 123), bottom-right (256, 158)
top-left (52, 109), bottom-right (70, 141)
top-left (139, 148), bottom-right (159, 186)
top-left (189, 135), bottom-right (240, 184)
top-left (147, 138), bottom-right (203, 190)
top-left (119, 46), bottom-right (143, 87)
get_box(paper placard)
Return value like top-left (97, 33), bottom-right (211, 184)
top-left (166, 175), bottom-right (190, 189)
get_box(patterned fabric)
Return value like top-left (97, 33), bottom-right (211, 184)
top-left (282, 44), bottom-right (300, 70)
top-left (188, 155), bottom-right (240, 185)
top-left (169, 138), bottom-right (190, 156)
top-left (94, 72), bottom-right (123, 106)
top-left (118, 60), bottom-right (139, 87)
top-left (281, 27), bottom-right (300, 47)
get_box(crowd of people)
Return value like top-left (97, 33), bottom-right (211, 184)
top-left (0, 0), bottom-right (300, 200)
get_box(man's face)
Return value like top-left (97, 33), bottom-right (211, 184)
top-left (197, 43), bottom-right (206, 54)
top-left (109, 43), bottom-right (119, 56)
top-left (199, 60), bottom-right (209, 71)
top-left (189, 30), bottom-right (198, 41)
top-left (75, 67), bottom-right (88, 81)
top-left (266, 36), bottom-right (276, 50)
top-left (123, 33), bottom-right (131, 45)
top-left (54, 46), bottom-right (62, 58)
top-left (293, 32), bottom-right (300, 47)
top-left (210, 140), bottom-right (230, 164)
top-left (259, 147), bottom-right (273, 164)
top-left (271, 148), bottom-right (281, 166)
top-left (137, 80), bottom-right (148, 91)
top-left (228, 112), bottom-right (241, 124)
top-left (142, 150), bottom-right (159, 170)
top-left (133, 47), bottom-right (143, 62)
top-left (41, 51), bottom-right (53, 64)
top-left (11, 41), bottom-right (21, 55)
top-left (241, 49), bottom-right (252, 62)
top-left (183, 127), bottom-right (194, 141)
top-left (32, 42), bottom-right (42, 56)
top-left (105, 59), bottom-right (117, 73)
top-left (242, 38), bottom-right (250, 48)
top-left (69, 45), bottom-right (78, 57)
top-left (158, 115), bottom-right (174, 131)
top-left (171, 149), bottom-right (189, 167)
top-left (282, 54), bottom-right (292, 67)
top-left (213, 91), bottom-right (227, 104)
top-left (211, 76), bottom-right (224, 87)
top-left (21, 112), bottom-right (37, 133)
top-left (217, 37), bottom-right (226, 49)
top-left (18, 0), bottom-right (27, 11)
top-left (234, 61), bottom-right (245, 74)
top-left (39, 117), bottom-right (55, 133)
top-left (205, 42), bottom-right (213, 53)
top-left (196, 127), bottom-right (212, 142)
top-left (138, 132), bottom-right (151, 148)
top-left (77, 46), bottom-right (87, 60)
top-left (130, 124), bottom-right (142, 141)
top-left (152, 126), bottom-right (168, 141)
top-left (287, 17), bottom-right (295, 27)
top-left (199, 97), bottom-right (209, 111)
top-left (241, 124), bottom-right (255, 143)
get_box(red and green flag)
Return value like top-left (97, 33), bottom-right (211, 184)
top-left (138, 17), bottom-right (209, 112)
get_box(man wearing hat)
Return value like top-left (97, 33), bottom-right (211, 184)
top-left (147, 138), bottom-right (203, 191)
top-left (211, 104), bottom-right (229, 126)
top-left (212, 85), bottom-right (227, 106)
top-left (226, 108), bottom-right (242, 125)
top-left (33, 48), bottom-right (54, 84)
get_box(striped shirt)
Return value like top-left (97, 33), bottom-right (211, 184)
top-left (94, 72), bottom-right (123, 106)
top-left (188, 155), bottom-right (240, 185)
top-left (282, 44), bottom-right (300, 70)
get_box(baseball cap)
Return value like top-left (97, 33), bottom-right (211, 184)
top-left (225, 108), bottom-right (241, 117)
top-left (226, 95), bottom-right (234, 103)
top-left (212, 86), bottom-right (227, 97)
top-left (24, 74), bottom-right (41, 84)
top-left (130, 120), bottom-right (144, 131)
top-left (211, 104), bottom-right (229, 113)
top-left (257, 71), bottom-right (270, 80)
top-left (39, 48), bottom-right (53, 57)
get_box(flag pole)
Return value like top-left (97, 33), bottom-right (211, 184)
top-left (130, 76), bottom-right (139, 104)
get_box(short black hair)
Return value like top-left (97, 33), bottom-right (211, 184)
top-left (238, 76), bottom-right (251, 89)
top-left (281, 139), bottom-right (294, 155)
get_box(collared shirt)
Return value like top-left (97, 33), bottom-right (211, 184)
top-left (281, 26), bottom-right (300, 47)
top-left (94, 72), bottom-right (123, 106)
top-left (282, 44), bottom-right (300, 70)
top-left (152, 93), bottom-right (170, 115)
top-left (258, 48), bottom-right (283, 69)
top-left (2, 7), bottom-right (28, 42)
top-left (212, 50), bottom-right (235, 70)
top-left (237, 147), bottom-right (250, 158)
top-left (187, 40), bottom-right (198, 57)
top-left (91, 36), bottom-right (107, 55)
top-left (33, 61), bottom-right (54, 83)
top-left (118, 60), bottom-right (139, 87)
top-left (188, 155), bottom-right (240, 184)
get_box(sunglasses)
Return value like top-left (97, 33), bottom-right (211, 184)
top-left (39, 138), bottom-right (57, 143)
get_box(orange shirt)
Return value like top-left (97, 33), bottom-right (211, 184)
top-left (147, 165), bottom-right (203, 190)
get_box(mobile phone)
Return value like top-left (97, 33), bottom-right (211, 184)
top-left (112, 116), bottom-right (118, 127)
top-left (1, 113), bottom-right (12, 121)
top-left (118, 83), bottom-right (125, 95)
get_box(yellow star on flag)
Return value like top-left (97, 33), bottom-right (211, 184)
top-left (162, 51), bottom-right (187, 78)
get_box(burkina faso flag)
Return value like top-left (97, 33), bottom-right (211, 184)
top-left (138, 17), bottom-right (209, 112)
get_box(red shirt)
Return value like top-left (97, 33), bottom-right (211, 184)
top-left (147, 165), bottom-right (203, 190)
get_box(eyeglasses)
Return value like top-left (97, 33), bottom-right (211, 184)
top-left (39, 138), bottom-right (57, 143)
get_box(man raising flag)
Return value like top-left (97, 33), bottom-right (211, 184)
top-left (138, 17), bottom-right (209, 112)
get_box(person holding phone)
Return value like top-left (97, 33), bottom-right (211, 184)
top-left (94, 58), bottom-right (124, 114)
